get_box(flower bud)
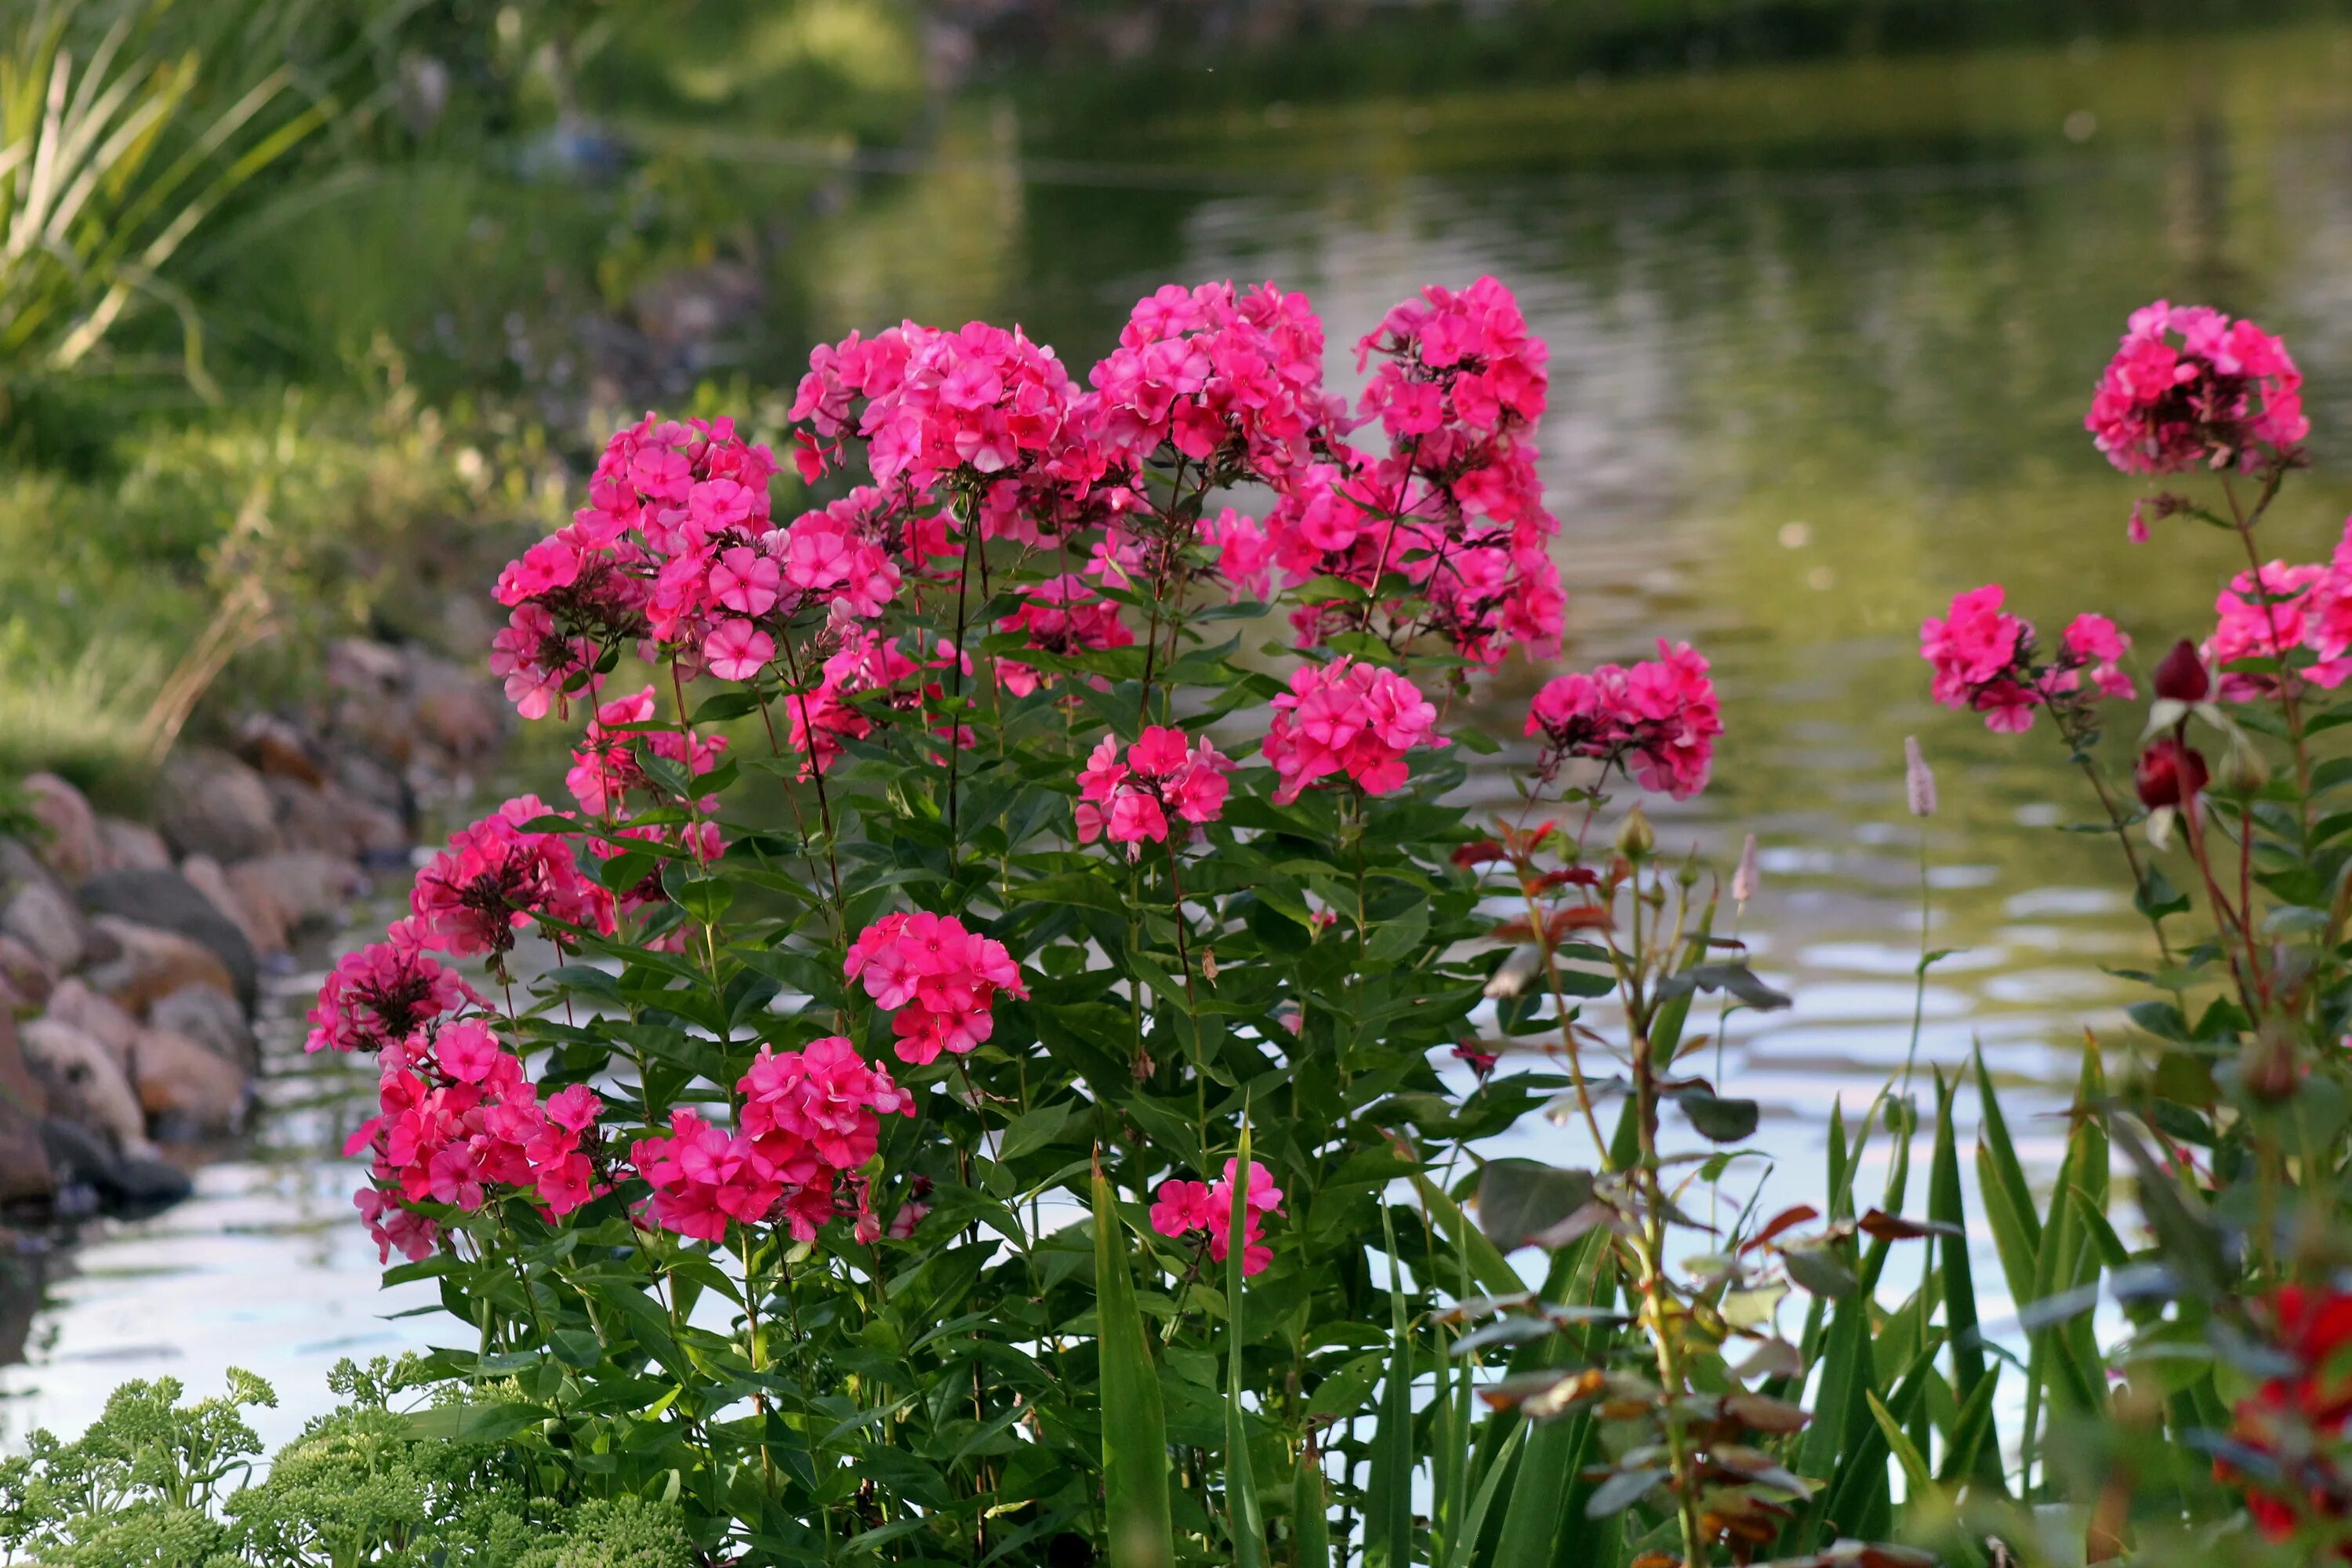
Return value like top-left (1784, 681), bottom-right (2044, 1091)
top-left (2240, 1024), bottom-right (2303, 1103)
top-left (2152, 639), bottom-right (2210, 703)
top-left (1614, 805), bottom-right (1656, 859)
top-left (2135, 737), bottom-right (2209, 811)
top-left (1732, 833), bottom-right (1759, 906)
top-left (1903, 736), bottom-right (1936, 818)
top-left (2220, 729), bottom-right (2271, 795)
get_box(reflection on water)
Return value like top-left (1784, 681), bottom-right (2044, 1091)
top-left (16, 24), bottom-right (2352, 1443)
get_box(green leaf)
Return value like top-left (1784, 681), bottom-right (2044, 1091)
top-left (1584, 1465), bottom-right (1665, 1517)
top-left (1365, 899), bottom-right (1432, 963)
top-left (1672, 1088), bottom-right (1760, 1142)
top-left (1474, 1160), bottom-right (1596, 1254)
top-left (1094, 1166), bottom-right (1176, 1568)
top-left (1225, 1121), bottom-right (1267, 1568)
top-left (1367, 1203), bottom-right (1415, 1568)
top-left (999, 1102), bottom-right (1079, 1163)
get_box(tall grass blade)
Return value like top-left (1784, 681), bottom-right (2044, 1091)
top-left (1091, 1162), bottom-right (1174, 1568)
top-left (1930, 1069), bottom-right (2002, 1486)
top-left (1225, 1120), bottom-right (1266, 1568)
top-left (1367, 1200), bottom-right (1414, 1568)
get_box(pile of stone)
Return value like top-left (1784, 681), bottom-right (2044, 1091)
top-left (0, 640), bottom-right (506, 1219)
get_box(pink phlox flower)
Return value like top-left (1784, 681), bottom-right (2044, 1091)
top-left (408, 796), bottom-right (615, 959)
top-left (2087, 299), bottom-right (2307, 475)
top-left (1263, 658), bottom-right (1443, 804)
top-left (305, 942), bottom-right (478, 1054)
top-left (844, 912), bottom-right (1027, 1065)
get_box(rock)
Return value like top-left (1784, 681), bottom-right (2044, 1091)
top-left (332, 751), bottom-right (412, 822)
top-left (94, 817), bottom-right (172, 873)
top-left (156, 746), bottom-right (282, 863)
top-left (20, 775), bottom-right (100, 882)
top-left (38, 1118), bottom-right (189, 1212)
top-left (327, 637), bottom-right (407, 696)
top-left (20, 1018), bottom-right (149, 1158)
top-left (82, 917), bottom-right (239, 1017)
top-left (78, 870), bottom-right (258, 1012)
top-left (149, 984), bottom-right (253, 1069)
top-left (268, 776), bottom-right (405, 863)
top-left (235, 713), bottom-right (328, 788)
top-left (1, 879), bottom-right (85, 974)
top-left (0, 937), bottom-right (56, 1010)
top-left (0, 1016), bottom-right (52, 1207)
top-left (129, 1027), bottom-right (246, 1138)
top-left (407, 652), bottom-right (505, 761)
top-left (227, 851), bottom-right (361, 946)
top-left (42, 979), bottom-right (136, 1070)
top-left (180, 854), bottom-right (278, 955)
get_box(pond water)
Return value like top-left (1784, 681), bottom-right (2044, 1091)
top-left (14, 21), bottom-right (2352, 1448)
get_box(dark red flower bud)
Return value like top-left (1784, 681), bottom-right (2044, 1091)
top-left (2135, 737), bottom-right (2209, 810)
top-left (2153, 638), bottom-right (2210, 703)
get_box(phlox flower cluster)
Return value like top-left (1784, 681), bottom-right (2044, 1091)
top-left (348, 1019), bottom-right (606, 1261)
top-left (407, 795), bottom-right (615, 960)
top-left (1524, 640), bottom-right (1722, 800)
top-left (491, 414), bottom-right (780, 716)
top-left (632, 1037), bottom-right (913, 1245)
top-left (1242, 277), bottom-right (1563, 665)
top-left (996, 574), bottom-right (1135, 698)
top-left (565, 685), bottom-right (730, 816)
top-left (781, 630), bottom-right (967, 777)
top-left (2204, 535), bottom-right (2352, 699)
top-left (1083, 281), bottom-right (1338, 483)
top-left (1919, 587), bottom-right (2134, 734)
top-left (2088, 300), bottom-right (2307, 481)
top-left (793, 319), bottom-right (1102, 495)
top-left (1262, 658), bottom-right (1443, 804)
top-left (844, 913), bottom-right (1029, 1065)
top-left (305, 942), bottom-right (479, 1055)
top-left (2214, 1287), bottom-right (2352, 1549)
top-left (1075, 725), bottom-right (1234, 852)
top-left (1149, 1159), bottom-right (1284, 1276)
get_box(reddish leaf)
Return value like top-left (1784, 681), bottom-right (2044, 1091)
top-left (1857, 1208), bottom-right (1964, 1242)
top-left (1739, 1204), bottom-right (1820, 1255)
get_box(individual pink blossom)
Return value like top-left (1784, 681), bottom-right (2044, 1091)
top-left (1148, 1159), bottom-right (1284, 1276)
top-left (305, 942), bottom-right (479, 1055)
top-left (703, 618), bottom-right (775, 682)
top-left (408, 796), bottom-right (615, 960)
top-left (2088, 300), bottom-right (2307, 477)
top-left (1075, 726), bottom-right (1236, 852)
top-left (1262, 657), bottom-right (1443, 804)
top-left (844, 912), bottom-right (1028, 1065)
top-left (1525, 641), bottom-right (1722, 800)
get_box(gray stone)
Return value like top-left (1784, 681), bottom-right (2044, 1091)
top-left (129, 1026), bottom-right (246, 1138)
top-left (155, 746), bottom-right (282, 863)
top-left (82, 917), bottom-right (239, 1017)
top-left (226, 851), bottom-right (361, 944)
top-left (0, 937), bottom-right (54, 1009)
top-left (94, 817), bottom-right (172, 873)
top-left (1, 880), bottom-right (85, 974)
top-left (20, 1018), bottom-right (148, 1157)
top-left (180, 855), bottom-right (277, 955)
top-left (148, 984), bottom-right (253, 1069)
top-left (77, 869), bottom-right (257, 1013)
top-left (42, 979), bottom-right (136, 1069)
top-left (20, 775), bottom-right (99, 882)
top-left (0, 1015), bottom-right (51, 1207)
top-left (38, 1118), bottom-right (189, 1212)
